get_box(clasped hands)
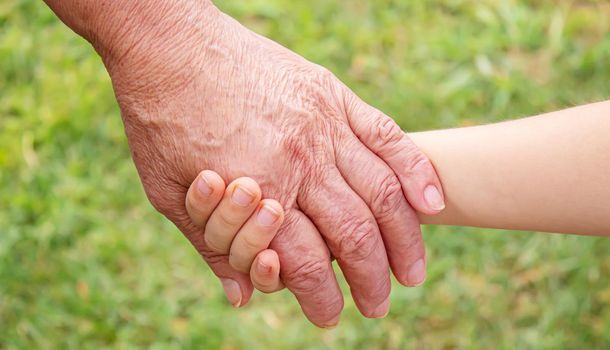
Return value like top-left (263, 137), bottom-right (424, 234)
top-left (79, 1), bottom-right (445, 327)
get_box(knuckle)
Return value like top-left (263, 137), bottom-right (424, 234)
top-left (216, 210), bottom-right (245, 228)
top-left (283, 259), bottom-right (330, 295)
top-left (309, 66), bottom-right (345, 114)
top-left (228, 254), bottom-right (249, 273)
top-left (311, 65), bottom-right (335, 84)
top-left (204, 231), bottom-right (229, 254)
top-left (372, 174), bottom-right (404, 222)
top-left (299, 161), bottom-right (334, 202)
top-left (403, 149), bottom-right (433, 176)
top-left (373, 115), bottom-right (404, 151)
top-left (239, 232), bottom-right (264, 254)
top-left (336, 217), bottom-right (379, 262)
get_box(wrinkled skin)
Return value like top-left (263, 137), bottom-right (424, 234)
top-left (45, 1), bottom-right (444, 327)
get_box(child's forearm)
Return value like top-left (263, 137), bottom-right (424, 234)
top-left (411, 101), bottom-right (610, 236)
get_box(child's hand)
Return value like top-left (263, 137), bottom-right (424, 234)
top-left (185, 170), bottom-right (284, 304)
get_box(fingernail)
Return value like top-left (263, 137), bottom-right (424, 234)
top-left (232, 186), bottom-right (254, 207)
top-left (408, 258), bottom-right (426, 286)
top-left (257, 205), bottom-right (280, 226)
top-left (371, 294), bottom-right (391, 318)
top-left (220, 278), bottom-right (242, 308)
top-left (197, 173), bottom-right (213, 196)
top-left (424, 185), bottom-right (445, 211)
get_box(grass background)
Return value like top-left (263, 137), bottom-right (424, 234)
top-left (1, 0), bottom-right (610, 348)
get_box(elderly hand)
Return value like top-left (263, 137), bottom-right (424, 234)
top-left (45, 0), bottom-right (445, 327)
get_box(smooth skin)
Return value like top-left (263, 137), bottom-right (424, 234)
top-left (185, 172), bottom-right (284, 307)
top-left (187, 101), bottom-right (610, 300)
top-left (415, 100), bottom-right (610, 235)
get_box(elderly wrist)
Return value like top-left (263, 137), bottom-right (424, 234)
top-left (81, 0), bottom-right (220, 75)
top-left (46, 0), bottom-right (220, 72)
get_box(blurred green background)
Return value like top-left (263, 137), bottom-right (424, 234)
top-left (1, 0), bottom-right (609, 348)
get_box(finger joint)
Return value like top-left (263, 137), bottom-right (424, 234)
top-left (372, 174), bottom-right (404, 223)
top-left (335, 217), bottom-right (379, 263)
top-left (283, 259), bottom-right (330, 295)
